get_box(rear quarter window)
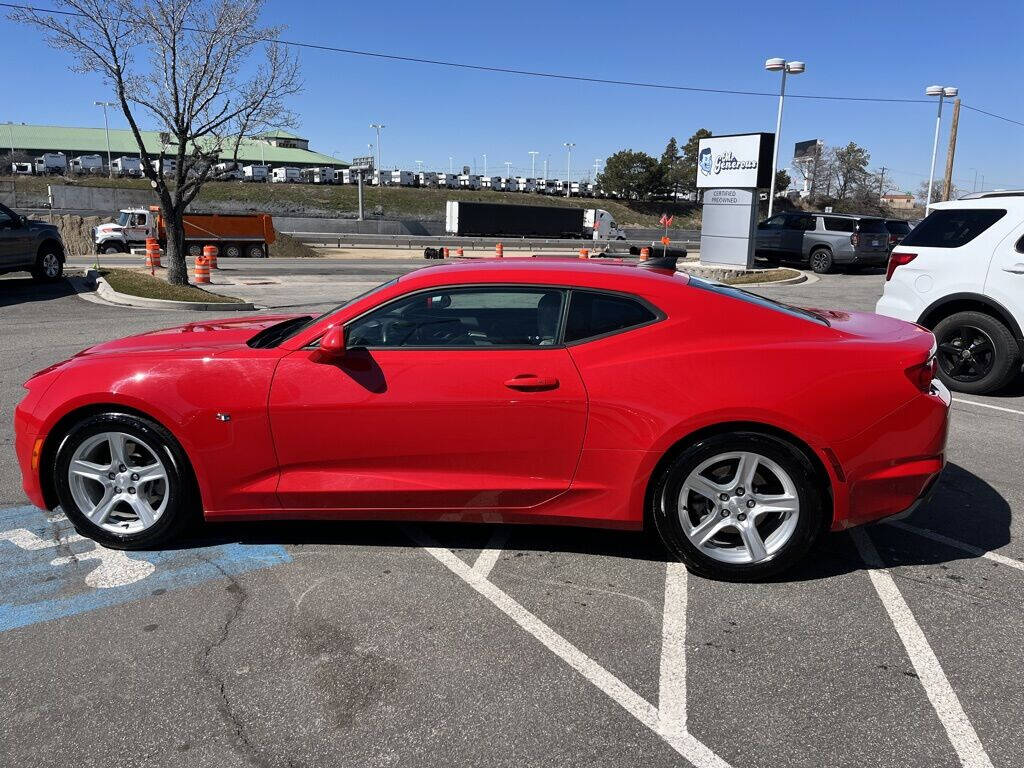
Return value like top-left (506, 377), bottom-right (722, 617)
top-left (822, 217), bottom-right (855, 233)
top-left (564, 290), bottom-right (658, 343)
top-left (855, 219), bottom-right (888, 234)
top-left (901, 209), bottom-right (1007, 248)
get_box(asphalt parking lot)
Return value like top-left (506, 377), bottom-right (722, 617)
top-left (2, 260), bottom-right (1022, 768)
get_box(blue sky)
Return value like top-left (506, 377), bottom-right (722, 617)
top-left (2, 0), bottom-right (1022, 192)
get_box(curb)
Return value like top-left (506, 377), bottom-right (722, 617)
top-left (88, 270), bottom-right (256, 312)
top-left (729, 271), bottom-right (810, 288)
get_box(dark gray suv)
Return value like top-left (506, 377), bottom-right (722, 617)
top-left (0, 202), bottom-right (65, 281)
top-left (756, 212), bottom-right (891, 273)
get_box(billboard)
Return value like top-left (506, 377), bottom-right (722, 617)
top-left (696, 133), bottom-right (774, 189)
top-left (349, 155), bottom-right (375, 171)
top-left (793, 139), bottom-right (822, 160)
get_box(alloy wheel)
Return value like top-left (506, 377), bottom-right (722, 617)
top-left (937, 325), bottom-right (995, 383)
top-left (67, 431), bottom-right (170, 534)
top-left (42, 252), bottom-right (61, 277)
top-left (678, 451), bottom-right (800, 564)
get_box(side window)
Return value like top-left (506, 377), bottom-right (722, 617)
top-left (759, 215), bottom-right (786, 230)
top-left (346, 287), bottom-right (565, 348)
top-left (564, 290), bottom-right (658, 343)
top-left (823, 217), bottom-right (855, 233)
top-left (901, 209), bottom-right (1008, 248)
top-left (784, 214), bottom-right (812, 230)
top-left (0, 209), bottom-right (13, 227)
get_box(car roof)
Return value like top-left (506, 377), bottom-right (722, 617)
top-left (931, 194), bottom-right (1024, 211)
top-left (399, 257), bottom-right (691, 291)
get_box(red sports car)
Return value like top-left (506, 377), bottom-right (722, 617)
top-left (15, 258), bottom-right (949, 580)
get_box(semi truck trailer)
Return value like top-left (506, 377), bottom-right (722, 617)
top-left (445, 201), bottom-right (626, 240)
top-left (94, 206), bottom-right (276, 258)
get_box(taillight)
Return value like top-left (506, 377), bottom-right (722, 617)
top-left (850, 233), bottom-right (860, 247)
top-left (906, 356), bottom-right (937, 392)
top-left (886, 251), bottom-right (917, 281)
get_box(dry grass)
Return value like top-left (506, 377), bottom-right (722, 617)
top-left (101, 268), bottom-right (243, 303)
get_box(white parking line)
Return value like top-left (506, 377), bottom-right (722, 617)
top-left (470, 529), bottom-right (509, 578)
top-left (852, 528), bottom-right (994, 768)
top-left (952, 397), bottom-right (1024, 416)
top-left (408, 527), bottom-right (732, 768)
top-left (886, 520), bottom-right (1024, 573)
top-left (657, 561), bottom-right (689, 739)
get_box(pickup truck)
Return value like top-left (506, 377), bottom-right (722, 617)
top-left (0, 202), bottom-right (65, 281)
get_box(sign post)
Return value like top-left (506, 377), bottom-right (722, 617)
top-left (349, 155), bottom-right (375, 222)
top-left (696, 132), bottom-right (774, 268)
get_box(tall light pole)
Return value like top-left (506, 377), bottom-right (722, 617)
top-left (369, 123), bottom-right (385, 174)
top-left (925, 85), bottom-right (957, 213)
top-left (593, 158), bottom-right (602, 180)
top-left (764, 59), bottom-right (804, 217)
top-left (528, 150), bottom-right (539, 178)
top-left (563, 142), bottom-right (575, 197)
top-left (448, 156), bottom-right (454, 174)
top-left (483, 153), bottom-right (488, 176)
top-left (543, 156), bottom-right (549, 179)
top-left (504, 161), bottom-right (512, 178)
top-left (94, 100), bottom-right (116, 177)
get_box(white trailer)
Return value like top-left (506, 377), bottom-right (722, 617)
top-left (481, 176), bottom-right (502, 191)
top-left (435, 173), bottom-right (459, 189)
top-left (150, 157), bottom-right (177, 176)
top-left (213, 162), bottom-right (244, 180)
top-left (459, 174), bottom-right (482, 190)
top-left (112, 156), bottom-right (142, 177)
top-left (271, 167), bottom-right (301, 183)
top-left (243, 164), bottom-right (269, 182)
top-left (11, 162), bottom-right (33, 175)
top-left (535, 179), bottom-right (558, 195)
top-left (34, 152), bottom-right (67, 175)
top-left (300, 166), bottom-right (336, 184)
top-left (515, 177), bottom-right (536, 193)
top-left (416, 171), bottom-right (438, 188)
top-left (70, 154), bottom-right (104, 175)
top-left (378, 170), bottom-right (414, 186)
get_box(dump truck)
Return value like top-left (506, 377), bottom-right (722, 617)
top-left (94, 206), bottom-right (276, 258)
top-left (444, 201), bottom-right (627, 240)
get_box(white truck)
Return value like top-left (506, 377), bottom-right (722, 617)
top-left (34, 152), bottom-right (67, 175)
top-left (150, 157), bottom-right (177, 176)
top-left (213, 162), bottom-right (244, 180)
top-left (70, 154), bottom-right (104, 175)
top-left (111, 156), bottom-right (142, 177)
top-left (300, 167), bottom-right (336, 184)
top-left (416, 171), bottom-right (438, 188)
top-left (459, 174), bottom-right (482, 190)
top-left (243, 164), bottom-right (269, 182)
top-left (271, 167), bottom-right (301, 183)
top-left (515, 177), bottom-right (536, 193)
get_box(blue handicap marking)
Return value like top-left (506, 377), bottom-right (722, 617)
top-left (0, 505), bottom-right (291, 633)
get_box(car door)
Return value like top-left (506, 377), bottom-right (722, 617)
top-left (756, 214), bottom-right (787, 256)
top-left (268, 285), bottom-right (588, 513)
top-left (986, 217), bottom-right (1024, 339)
top-left (780, 214), bottom-right (813, 256)
top-left (0, 203), bottom-right (31, 270)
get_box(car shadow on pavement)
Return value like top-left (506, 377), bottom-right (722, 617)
top-left (164, 463), bottom-right (1010, 580)
top-left (0, 276), bottom-right (83, 307)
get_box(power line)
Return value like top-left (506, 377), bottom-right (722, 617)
top-left (960, 103), bottom-right (1024, 128)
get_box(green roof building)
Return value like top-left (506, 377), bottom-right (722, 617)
top-left (1, 123), bottom-right (347, 169)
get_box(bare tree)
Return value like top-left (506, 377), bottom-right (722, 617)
top-left (13, 0), bottom-right (302, 284)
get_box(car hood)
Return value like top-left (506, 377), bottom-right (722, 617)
top-left (76, 314), bottom-right (302, 357)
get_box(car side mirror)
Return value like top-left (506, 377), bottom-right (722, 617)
top-left (18, 215), bottom-right (27, 227)
top-left (318, 325), bottom-right (347, 358)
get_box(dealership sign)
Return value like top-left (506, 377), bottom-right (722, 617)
top-left (696, 133), bottom-right (775, 189)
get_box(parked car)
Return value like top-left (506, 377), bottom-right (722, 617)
top-left (17, 257), bottom-right (949, 581)
top-left (884, 218), bottom-right (913, 249)
top-left (756, 212), bottom-right (891, 273)
top-left (0, 201), bottom-right (65, 281)
top-left (877, 191), bottom-right (1024, 394)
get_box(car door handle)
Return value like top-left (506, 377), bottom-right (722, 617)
top-left (504, 375), bottom-right (559, 391)
top-left (1003, 263), bottom-right (1024, 274)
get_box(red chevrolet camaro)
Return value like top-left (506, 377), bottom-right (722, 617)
top-left (16, 258), bottom-right (950, 580)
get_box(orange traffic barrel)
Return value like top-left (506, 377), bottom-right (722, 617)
top-left (145, 237), bottom-right (161, 268)
top-left (456, 246), bottom-right (464, 257)
top-left (640, 247), bottom-right (651, 259)
top-left (495, 242), bottom-right (504, 258)
top-left (194, 255), bottom-right (211, 284)
top-left (203, 244), bottom-right (218, 269)
top-left (443, 247), bottom-right (450, 258)
top-left (579, 248), bottom-right (590, 259)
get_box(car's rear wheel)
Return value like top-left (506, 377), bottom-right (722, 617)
top-left (31, 247), bottom-right (63, 281)
top-left (934, 311), bottom-right (1019, 394)
top-left (53, 412), bottom-right (196, 549)
top-left (809, 247), bottom-right (833, 274)
top-left (651, 432), bottom-right (826, 581)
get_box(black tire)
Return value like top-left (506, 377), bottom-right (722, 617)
top-left (246, 243), bottom-right (266, 259)
top-left (101, 243), bottom-right (124, 255)
top-left (223, 242), bottom-right (242, 259)
top-left (808, 247), bottom-right (833, 274)
top-left (53, 412), bottom-right (198, 549)
top-left (650, 432), bottom-right (827, 581)
top-left (31, 246), bottom-right (64, 282)
top-left (933, 311), bottom-right (1019, 394)
top-left (187, 243), bottom-right (203, 258)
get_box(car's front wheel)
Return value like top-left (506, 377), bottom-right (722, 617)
top-left (53, 412), bottom-right (196, 549)
top-left (934, 311), bottom-right (1019, 394)
top-left (31, 247), bottom-right (63, 281)
top-left (808, 247), bottom-right (833, 274)
top-left (651, 432), bottom-right (826, 581)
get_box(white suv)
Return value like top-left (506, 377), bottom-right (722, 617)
top-left (876, 192), bottom-right (1024, 394)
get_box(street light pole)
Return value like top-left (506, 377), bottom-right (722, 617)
top-left (528, 150), bottom-right (539, 178)
top-left (925, 85), bottom-right (957, 213)
top-left (94, 100), bottom-right (116, 178)
top-left (563, 142), bottom-right (575, 197)
top-left (764, 59), bottom-right (804, 218)
top-left (483, 153), bottom-right (487, 176)
top-left (593, 158), bottom-right (602, 179)
top-left (504, 161), bottom-right (512, 179)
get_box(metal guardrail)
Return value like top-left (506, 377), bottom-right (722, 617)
top-left (285, 231), bottom-right (701, 251)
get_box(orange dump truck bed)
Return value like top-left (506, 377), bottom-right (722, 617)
top-left (151, 207), bottom-right (276, 257)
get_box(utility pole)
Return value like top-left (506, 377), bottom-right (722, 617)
top-left (370, 124), bottom-right (385, 233)
top-left (528, 150), bottom-right (538, 178)
top-left (878, 166), bottom-right (887, 198)
top-left (942, 98), bottom-right (961, 202)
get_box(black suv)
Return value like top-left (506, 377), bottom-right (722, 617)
top-left (0, 202), bottom-right (65, 281)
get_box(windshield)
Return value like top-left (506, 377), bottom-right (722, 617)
top-left (856, 218), bottom-right (888, 234)
top-left (248, 277), bottom-right (400, 348)
top-left (116, 211), bottom-right (131, 227)
top-left (687, 276), bottom-right (830, 326)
